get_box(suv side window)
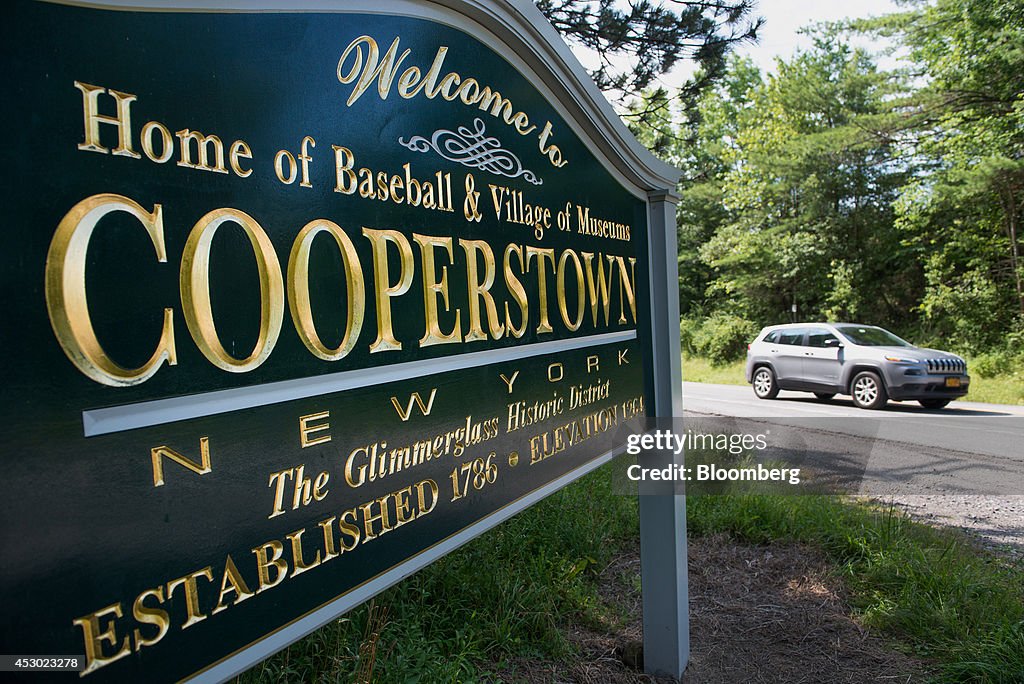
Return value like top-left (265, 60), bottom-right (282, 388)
top-left (764, 330), bottom-right (780, 343)
top-left (806, 328), bottom-right (839, 348)
top-left (777, 329), bottom-right (805, 345)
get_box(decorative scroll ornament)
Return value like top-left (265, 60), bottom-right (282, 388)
top-left (399, 118), bottom-right (543, 186)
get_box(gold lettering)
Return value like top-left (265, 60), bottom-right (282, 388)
top-left (503, 244), bottom-right (528, 338)
top-left (333, 145), bottom-right (356, 194)
top-left (500, 370), bottom-right (519, 394)
top-left (140, 121), bottom-right (173, 163)
top-left (165, 567), bottom-right (214, 629)
top-left (73, 602), bottom-right (131, 676)
top-left (391, 389), bottom-right (438, 421)
top-left (393, 485), bottom-right (416, 527)
top-left (274, 149), bottom-right (297, 184)
top-left (413, 233), bottom-right (462, 346)
top-left (615, 256), bottom-right (638, 323)
top-left (525, 246), bottom-right (555, 334)
top-left (582, 252), bottom-right (614, 326)
top-left (360, 496), bottom-right (392, 540)
top-left (333, 39), bottom-right (562, 163)
top-left (345, 447), bottom-right (368, 488)
top-left (338, 509), bottom-right (362, 551)
top-left (477, 87), bottom-right (514, 122)
top-left (460, 239), bottom-right (504, 341)
top-left (252, 540), bottom-right (288, 592)
top-left (337, 507), bottom-right (362, 548)
top-left (397, 65), bottom-right (422, 97)
top-left (288, 220), bottom-right (365, 361)
top-left (287, 528), bottom-right (323, 578)
top-left (180, 208), bottom-right (284, 371)
top-left (314, 471), bottom-right (329, 500)
top-left (336, 36), bottom-right (410, 105)
top-left (212, 554), bottom-right (254, 615)
top-left (319, 517), bottom-right (340, 562)
top-left (556, 249), bottom-right (585, 331)
top-left (363, 227), bottom-right (414, 352)
top-left (548, 363), bottom-right (564, 382)
top-left (267, 467), bottom-right (293, 519)
top-left (229, 139), bottom-right (253, 177)
top-left (151, 437), bottom-right (211, 487)
top-left (45, 193), bottom-right (176, 386)
top-left (415, 478), bottom-right (439, 515)
top-left (299, 136), bottom-right (315, 188)
top-left (436, 71), bottom-right (461, 100)
top-left (131, 588), bottom-right (169, 651)
top-left (74, 81), bottom-right (140, 158)
top-left (175, 129), bottom-right (228, 173)
top-left (299, 411), bottom-right (332, 448)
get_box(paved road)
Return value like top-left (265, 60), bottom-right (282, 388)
top-left (681, 382), bottom-right (1024, 552)
top-left (683, 381), bottom-right (1024, 463)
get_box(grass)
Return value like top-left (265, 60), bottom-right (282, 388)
top-left (681, 355), bottom-right (1024, 405)
top-left (681, 355), bottom-right (746, 385)
top-left (967, 371), bottom-right (1024, 405)
top-left (236, 466), bottom-right (638, 683)
top-left (236, 463), bottom-right (1024, 683)
top-left (688, 493), bottom-right (1024, 682)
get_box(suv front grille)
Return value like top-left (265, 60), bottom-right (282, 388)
top-left (925, 358), bottom-right (966, 374)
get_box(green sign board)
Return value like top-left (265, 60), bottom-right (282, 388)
top-left (1, 1), bottom-right (683, 681)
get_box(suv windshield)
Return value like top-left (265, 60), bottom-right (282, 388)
top-left (834, 325), bottom-right (912, 347)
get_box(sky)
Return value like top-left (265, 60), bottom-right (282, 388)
top-left (568, 0), bottom-right (905, 109)
top-left (568, 0), bottom-right (905, 101)
top-left (736, 0), bottom-right (902, 74)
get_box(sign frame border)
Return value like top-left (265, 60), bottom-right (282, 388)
top-left (34, 1), bottom-right (688, 679)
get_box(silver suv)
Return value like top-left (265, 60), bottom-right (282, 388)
top-left (745, 323), bottom-right (969, 409)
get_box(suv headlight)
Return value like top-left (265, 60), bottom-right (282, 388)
top-left (884, 356), bottom-right (920, 363)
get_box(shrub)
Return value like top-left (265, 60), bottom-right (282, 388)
top-left (687, 314), bottom-right (760, 365)
top-left (678, 317), bottom-right (698, 357)
top-left (972, 352), bottom-right (1012, 379)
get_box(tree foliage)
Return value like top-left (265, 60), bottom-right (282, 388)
top-left (856, 0), bottom-right (1024, 352)
top-left (536, 0), bottom-right (763, 120)
top-left (674, 40), bottom-right (915, 330)
top-left (631, 0), bottom-right (1024, 361)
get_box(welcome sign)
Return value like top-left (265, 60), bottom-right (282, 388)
top-left (0, 1), bottom-right (682, 681)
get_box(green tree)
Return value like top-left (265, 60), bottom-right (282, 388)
top-left (674, 56), bottom-right (763, 316)
top-left (696, 37), bottom-right (915, 327)
top-left (855, 0), bottom-right (1024, 351)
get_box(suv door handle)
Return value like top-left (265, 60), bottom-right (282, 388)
top-left (804, 352), bottom-right (812, 356)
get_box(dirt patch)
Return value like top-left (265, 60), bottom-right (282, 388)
top-left (685, 535), bottom-right (926, 683)
top-left (494, 535), bottom-right (926, 683)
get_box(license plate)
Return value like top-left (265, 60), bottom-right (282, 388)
top-left (945, 377), bottom-right (961, 388)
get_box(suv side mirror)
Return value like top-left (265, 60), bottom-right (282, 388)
top-left (824, 338), bottom-right (843, 348)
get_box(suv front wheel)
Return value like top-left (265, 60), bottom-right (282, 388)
top-left (850, 371), bottom-right (888, 410)
top-left (752, 366), bottom-right (779, 399)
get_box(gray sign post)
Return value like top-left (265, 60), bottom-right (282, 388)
top-left (640, 189), bottom-right (688, 677)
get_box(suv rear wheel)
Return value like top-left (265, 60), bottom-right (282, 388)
top-left (850, 371), bottom-right (887, 410)
top-left (752, 366), bottom-right (779, 399)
